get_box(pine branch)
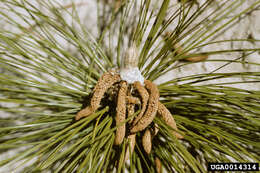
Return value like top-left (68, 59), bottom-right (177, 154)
top-left (0, 0), bottom-right (260, 172)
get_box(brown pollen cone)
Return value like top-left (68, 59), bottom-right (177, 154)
top-left (157, 102), bottom-right (183, 139)
top-left (142, 129), bottom-right (152, 154)
top-left (114, 81), bottom-right (127, 145)
top-left (76, 70), bottom-right (121, 120)
top-left (131, 80), bottom-right (159, 133)
top-left (132, 81), bottom-right (149, 126)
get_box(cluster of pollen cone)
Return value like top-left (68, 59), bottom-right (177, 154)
top-left (75, 45), bottom-right (183, 170)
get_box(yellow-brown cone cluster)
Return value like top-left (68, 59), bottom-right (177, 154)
top-left (76, 70), bottom-right (183, 163)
